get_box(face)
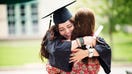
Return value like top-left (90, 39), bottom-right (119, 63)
top-left (58, 20), bottom-right (74, 40)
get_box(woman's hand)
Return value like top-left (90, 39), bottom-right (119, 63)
top-left (69, 48), bottom-right (88, 64)
top-left (83, 36), bottom-right (96, 47)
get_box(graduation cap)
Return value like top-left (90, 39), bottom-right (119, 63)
top-left (53, 7), bottom-right (72, 25)
top-left (41, 0), bottom-right (76, 28)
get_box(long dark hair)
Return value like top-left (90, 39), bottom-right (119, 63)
top-left (40, 25), bottom-right (60, 61)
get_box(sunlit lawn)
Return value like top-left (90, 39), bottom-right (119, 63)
top-left (99, 32), bottom-right (132, 62)
top-left (0, 32), bottom-right (132, 66)
top-left (112, 32), bottom-right (132, 62)
top-left (0, 40), bottom-right (45, 66)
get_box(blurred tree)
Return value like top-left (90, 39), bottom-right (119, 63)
top-left (102, 0), bottom-right (132, 51)
top-left (104, 0), bottom-right (132, 32)
top-left (113, 0), bottom-right (132, 25)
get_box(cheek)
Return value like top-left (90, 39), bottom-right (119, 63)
top-left (59, 31), bottom-right (64, 37)
top-left (70, 26), bottom-right (74, 33)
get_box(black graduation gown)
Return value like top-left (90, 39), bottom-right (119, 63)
top-left (95, 37), bottom-right (111, 74)
top-left (46, 39), bottom-right (73, 72)
top-left (45, 34), bottom-right (111, 73)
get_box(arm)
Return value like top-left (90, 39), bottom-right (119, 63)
top-left (69, 37), bottom-right (111, 74)
top-left (47, 37), bottom-right (96, 52)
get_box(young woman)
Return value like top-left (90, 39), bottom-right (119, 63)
top-left (40, 7), bottom-right (111, 74)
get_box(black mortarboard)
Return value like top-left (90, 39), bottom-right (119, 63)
top-left (53, 7), bottom-right (72, 25)
top-left (42, 0), bottom-right (76, 19)
top-left (41, 0), bottom-right (76, 27)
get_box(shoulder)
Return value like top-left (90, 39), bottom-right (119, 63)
top-left (96, 37), bottom-right (106, 44)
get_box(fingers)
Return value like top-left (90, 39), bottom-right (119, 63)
top-left (69, 56), bottom-right (76, 63)
top-left (70, 49), bottom-right (84, 63)
top-left (70, 53), bottom-right (75, 57)
top-left (69, 56), bottom-right (80, 63)
top-left (69, 52), bottom-right (81, 63)
top-left (71, 48), bottom-right (79, 52)
top-left (69, 53), bottom-right (75, 63)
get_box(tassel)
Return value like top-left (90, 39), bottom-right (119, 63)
top-left (48, 15), bottom-right (52, 29)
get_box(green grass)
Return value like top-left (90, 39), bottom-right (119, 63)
top-left (0, 32), bottom-right (132, 66)
top-left (0, 40), bottom-right (43, 66)
top-left (100, 32), bottom-right (132, 62)
top-left (112, 32), bottom-right (132, 62)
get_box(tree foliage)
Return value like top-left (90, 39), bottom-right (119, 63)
top-left (113, 0), bottom-right (132, 25)
top-left (104, 0), bottom-right (132, 32)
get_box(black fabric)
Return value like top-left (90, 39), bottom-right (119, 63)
top-left (95, 37), bottom-right (111, 74)
top-left (54, 50), bottom-right (73, 71)
top-left (53, 7), bottom-right (72, 25)
top-left (46, 33), bottom-right (73, 71)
